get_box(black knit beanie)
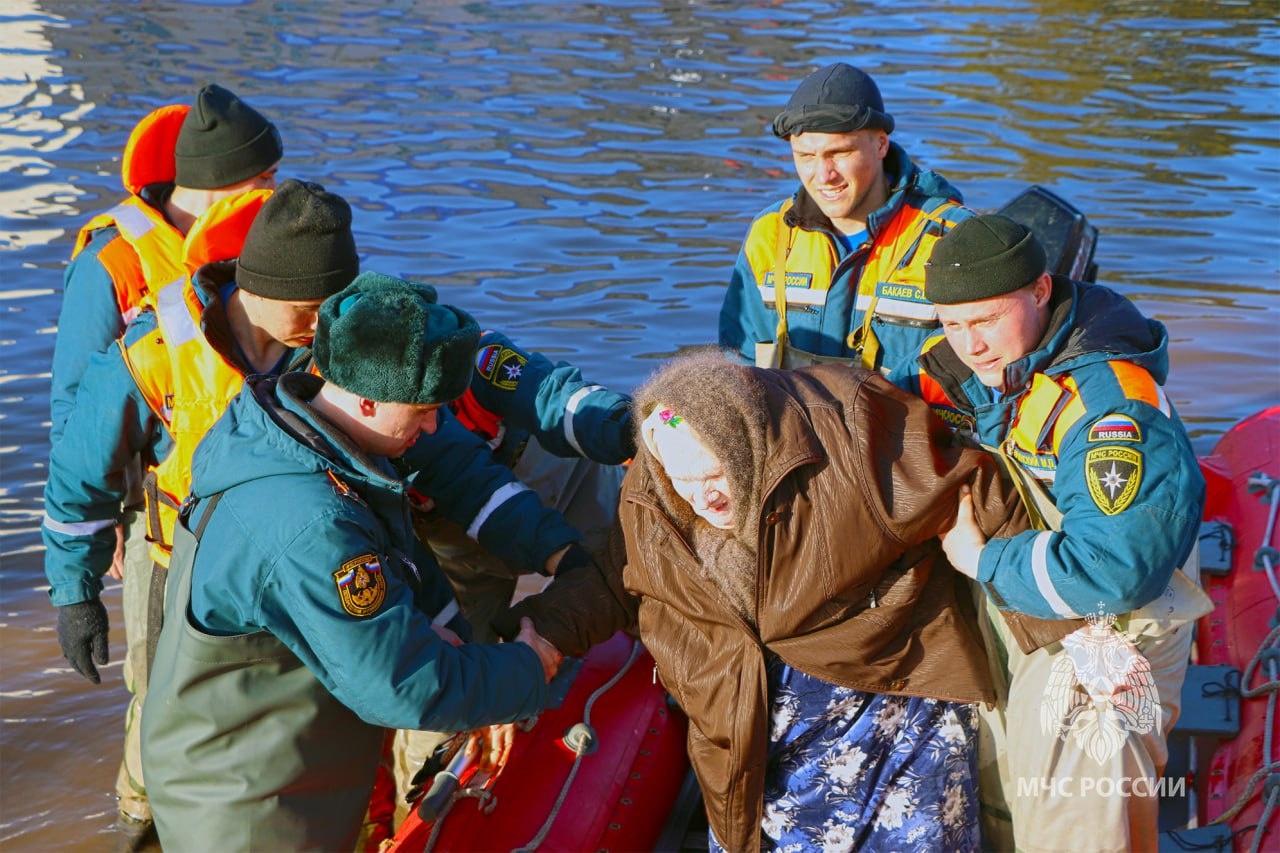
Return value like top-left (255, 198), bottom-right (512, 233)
top-left (313, 272), bottom-right (481, 405)
top-left (772, 63), bottom-right (895, 139)
top-left (174, 84), bottom-right (282, 189)
top-left (235, 179), bottom-right (360, 301)
top-left (925, 214), bottom-right (1048, 304)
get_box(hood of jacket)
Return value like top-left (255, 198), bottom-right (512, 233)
top-left (189, 372), bottom-right (405, 508)
top-left (187, 260), bottom-right (314, 378)
top-left (187, 260), bottom-right (247, 374)
top-left (1042, 278), bottom-right (1169, 382)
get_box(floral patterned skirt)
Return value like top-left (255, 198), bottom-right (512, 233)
top-left (710, 657), bottom-right (980, 852)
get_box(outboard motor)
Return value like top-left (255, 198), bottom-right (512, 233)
top-left (997, 186), bottom-right (1099, 282)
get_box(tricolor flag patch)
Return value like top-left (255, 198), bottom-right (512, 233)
top-left (476, 344), bottom-right (503, 377)
top-left (1087, 414), bottom-right (1142, 444)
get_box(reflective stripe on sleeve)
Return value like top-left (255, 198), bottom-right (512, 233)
top-left (42, 513), bottom-right (115, 537)
top-left (1031, 531), bottom-right (1082, 618)
top-left (563, 384), bottom-right (604, 457)
top-left (431, 598), bottom-right (460, 628)
top-left (465, 481), bottom-right (532, 540)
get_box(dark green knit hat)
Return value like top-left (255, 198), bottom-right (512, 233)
top-left (925, 214), bottom-right (1048, 304)
top-left (235, 179), bottom-right (360, 301)
top-left (174, 84), bottom-right (282, 189)
top-left (313, 272), bottom-right (481, 405)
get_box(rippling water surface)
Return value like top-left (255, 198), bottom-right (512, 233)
top-left (1, 0), bottom-right (1276, 846)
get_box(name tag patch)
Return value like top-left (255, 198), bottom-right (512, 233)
top-left (875, 280), bottom-right (926, 301)
top-left (763, 270), bottom-right (814, 289)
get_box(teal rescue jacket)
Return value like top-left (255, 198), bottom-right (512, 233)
top-left (141, 372), bottom-right (549, 849)
top-left (890, 277), bottom-right (1205, 620)
top-left (458, 329), bottom-right (634, 466)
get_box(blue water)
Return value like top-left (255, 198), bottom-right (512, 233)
top-left (1, 0), bottom-right (1276, 846)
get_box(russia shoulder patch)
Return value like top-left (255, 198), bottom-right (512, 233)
top-left (1085, 446), bottom-right (1143, 515)
top-left (476, 344), bottom-right (502, 378)
top-left (1087, 414), bottom-right (1142, 443)
top-left (333, 554), bottom-right (387, 617)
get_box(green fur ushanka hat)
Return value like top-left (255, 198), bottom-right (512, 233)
top-left (313, 272), bottom-right (480, 405)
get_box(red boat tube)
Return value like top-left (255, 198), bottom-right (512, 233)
top-left (386, 631), bottom-right (690, 852)
top-left (1195, 406), bottom-right (1280, 849)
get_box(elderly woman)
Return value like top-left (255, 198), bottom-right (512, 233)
top-left (505, 351), bottom-right (1025, 851)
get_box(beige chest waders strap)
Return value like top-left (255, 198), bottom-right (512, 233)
top-left (772, 218), bottom-right (791, 354)
top-left (848, 290), bottom-right (883, 371)
top-left (985, 441), bottom-right (1064, 533)
top-left (754, 218), bottom-right (793, 369)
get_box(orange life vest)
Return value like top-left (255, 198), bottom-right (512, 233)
top-left (917, 336), bottom-right (1167, 487)
top-left (117, 190), bottom-right (273, 567)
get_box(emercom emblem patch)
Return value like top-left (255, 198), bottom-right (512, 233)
top-left (333, 554), bottom-right (386, 617)
top-left (1085, 446), bottom-right (1143, 515)
top-left (475, 344), bottom-right (527, 391)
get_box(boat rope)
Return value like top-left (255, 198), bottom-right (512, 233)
top-left (1251, 783), bottom-right (1278, 853)
top-left (1251, 473), bottom-right (1280, 604)
top-left (1205, 474), bottom-right (1280, 841)
top-left (421, 760), bottom-right (497, 852)
top-left (511, 638), bottom-right (644, 853)
top-left (422, 794), bottom-right (455, 853)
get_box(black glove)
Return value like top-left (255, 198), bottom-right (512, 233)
top-left (491, 543), bottom-right (635, 657)
top-left (543, 656), bottom-right (583, 711)
top-left (57, 599), bottom-right (110, 684)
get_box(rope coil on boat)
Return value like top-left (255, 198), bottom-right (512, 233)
top-left (419, 639), bottom-right (645, 853)
top-left (512, 638), bottom-right (644, 853)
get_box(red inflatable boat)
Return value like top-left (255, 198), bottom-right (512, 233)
top-left (384, 631), bottom-right (691, 852)
top-left (1191, 406), bottom-right (1280, 849)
